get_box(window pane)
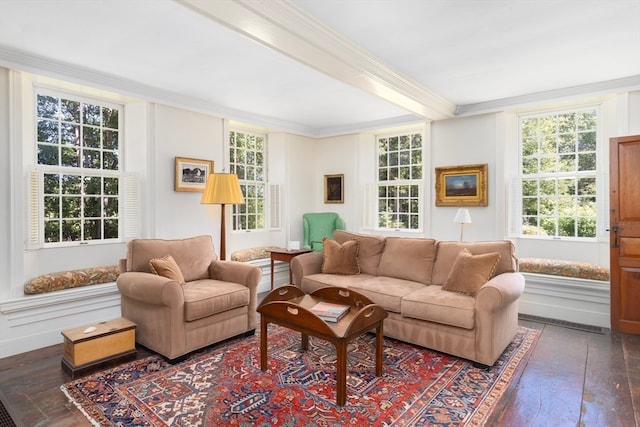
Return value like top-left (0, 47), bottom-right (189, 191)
top-left (84, 219), bottom-right (101, 240)
top-left (38, 145), bottom-right (59, 165)
top-left (102, 107), bottom-right (118, 129)
top-left (45, 220), bottom-right (60, 242)
top-left (83, 126), bottom-right (100, 148)
top-left (61, 146), bottom-right (79, 167)
top-left (38, 119), bottom-right (59, 143)
top-left (62, 220), bottom-right (81, 241)
top-left (61, 99), bottom-right (80, 122)
top-left (83, 104), bottom-right (101, 125)
top-left (37, 95), bottom-right (59, 119)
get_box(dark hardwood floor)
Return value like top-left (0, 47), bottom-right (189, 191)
top-left (1, 318), bottom-right (638, 427)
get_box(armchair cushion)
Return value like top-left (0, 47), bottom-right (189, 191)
top-left (149, 255), bottom-right (185, 284)
top-left (183, 280), bottom-right (250, 322)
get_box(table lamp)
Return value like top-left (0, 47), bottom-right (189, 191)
top-left (453, 208), bottom-right (472, 241)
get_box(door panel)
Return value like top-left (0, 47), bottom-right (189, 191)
top-left (610, 135), bottom-right (640, 334)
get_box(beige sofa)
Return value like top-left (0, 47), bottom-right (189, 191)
top-left (117, 235), bottom-right (262, 360)
top-left (291, 230), bottom-right (525, 367)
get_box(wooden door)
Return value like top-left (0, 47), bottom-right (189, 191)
top-left (610, 134), bottom-right (640, 334)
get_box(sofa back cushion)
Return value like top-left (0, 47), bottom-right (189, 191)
top-left (378, 237), bottom-right (437, 284)
top-left (431, 240), bottom-right (516, 285)
top-left (126, 235), bottom-right (215, 282)
top-left (333, 230), bottom-right (386, 275)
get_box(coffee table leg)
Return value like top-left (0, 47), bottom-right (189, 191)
top-left (260, 318), bottom-right (268, 371)
top-left (301, 332), bottom-right (309, 350)
top-left (336, 341), bottom-right (347, 406)
top-left (376, 323), bottom-right (384, 376)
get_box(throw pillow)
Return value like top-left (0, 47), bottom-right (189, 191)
top-left (442, 249), bottom-right (501, 296)
top-left (321, 238), bottom-right (360, 275)
top-left (149, 254), bottom-right (185, 284)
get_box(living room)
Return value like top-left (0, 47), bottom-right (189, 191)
top-left (0, 1), bottom-right (639, 425)
top-left (1, 0), bottom-right (639, 359)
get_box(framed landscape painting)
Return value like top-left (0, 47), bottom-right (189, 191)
top-left (435, 164), bottom-right (488, 207)
top-left (174, 157), bottom-right (214, 192)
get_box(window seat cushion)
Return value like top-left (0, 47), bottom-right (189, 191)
top-left (24, 265), bottom-right (120, 294)
top-left (230, 246), bottom-right (281, 262)
top-left (518, 258), bottom-right (609, 281)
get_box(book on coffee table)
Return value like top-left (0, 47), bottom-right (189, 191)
top-left (310, 301), bottom-right (350, 322)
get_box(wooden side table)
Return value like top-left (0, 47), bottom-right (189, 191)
top-left (269, 248), bottom-right (312, 289)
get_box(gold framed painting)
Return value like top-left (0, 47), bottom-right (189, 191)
top-left (174, 157), bottom-right (214, 192)
top-left (324, 174), bottom-right (344, 204)
top-left (435, 163), bottom-right (488, 207)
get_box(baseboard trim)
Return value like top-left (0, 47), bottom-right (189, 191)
top-left (518, 313), bottom-right (606, 334)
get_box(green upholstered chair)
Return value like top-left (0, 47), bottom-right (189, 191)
top-left (303, 212), bottom-right (346, 251)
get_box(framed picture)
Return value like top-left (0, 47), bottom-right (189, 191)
top-left (174, 157), bottom-right (214, 192)
top-left (324, 174), bottom-right (344, 204)
top-left (435, 163), bottom-right (488, 207)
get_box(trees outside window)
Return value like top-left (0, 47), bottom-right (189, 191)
top-left (376, 131), bottom-right (423, 231)
top-left (36, 90), bottom-right (122, 244)
top-left (229, 130), bottom-right (266, 231)
top-left (520, 107), bottom-right (598, 238)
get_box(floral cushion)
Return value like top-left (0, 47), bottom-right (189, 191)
top-left (518, 258), bottom-right (609, 281)
top-left (24, 265), bottom-right (120, 294)
top-left (231, 246), bottom-right (281, 262)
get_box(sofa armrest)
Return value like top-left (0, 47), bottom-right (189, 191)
top-left (208, 261), bottom-right (262, 289)
top-left (475, 272), bottom-right (525, 313)
top-left (116, 272), bottom-right (184, 307)
top-left (290, 252), bottom-right (324, 287)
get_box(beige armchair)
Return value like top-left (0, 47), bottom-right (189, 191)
top-left (117, 235), bottom-right (262, 361)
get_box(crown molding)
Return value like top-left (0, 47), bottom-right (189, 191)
top-left (179, 0), bottom-right (456, 121)
top-left (0, 45), bottom-right (324, 136)
top-left (456, 75), bottom-right (640, 116)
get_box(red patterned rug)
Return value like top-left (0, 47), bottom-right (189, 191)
top-left (61, 325), bottom-right (539, 426)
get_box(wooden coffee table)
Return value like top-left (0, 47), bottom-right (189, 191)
top-left (257, 285), bottom-right (388, 406)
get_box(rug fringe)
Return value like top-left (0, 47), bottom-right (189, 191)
top-left (59, 385), bottom-right (102, 427)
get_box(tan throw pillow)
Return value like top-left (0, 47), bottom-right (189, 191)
top-left (149, 255), bottom-right (185, 284)
top-left (442, 249), bottom-right (501, 296)
top-left (321, 238), bottom-right (360, 275)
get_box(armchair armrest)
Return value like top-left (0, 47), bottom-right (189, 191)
top-left (290, 252), bottom-right (324, 287)
top-left (117, 272), bottom-right (184, 307)
top-left (475, 272), bottom-right (525, 313)
top-left (208, 261), bottom-right (262, 290)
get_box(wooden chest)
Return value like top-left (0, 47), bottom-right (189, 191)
top-left (61, 317), bottom-right (136, 377)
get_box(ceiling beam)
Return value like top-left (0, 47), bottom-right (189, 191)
top-left (178, 0), bottom-right (456, 121)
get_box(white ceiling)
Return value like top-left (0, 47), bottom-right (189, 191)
top-left (1, 0), bottom-right (639, 137)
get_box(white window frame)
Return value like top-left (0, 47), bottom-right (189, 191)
top-left (229, 129), bottom-right (267, 232)
top-left (31, 88), bottom-right (126, 247)
top-left (374, 129), bottom-right (424, 232)
top-left (516, 105), bottom-right (601, 241)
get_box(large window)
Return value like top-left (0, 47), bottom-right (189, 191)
top-left (519, 107), bottom-right (598, 238)
top-left (230, 130), bottom-right (266, 231)
top-left (376, 131), bottom-right (423, 231)
top-left (35, 90), bottom-right (122, 244)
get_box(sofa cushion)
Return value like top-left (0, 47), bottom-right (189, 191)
top-left (301, 273), bottom-right (377, 295)
top-left (126, 235), bottom-right (214, 282)
top-left (402, 285), bottom-right (475, 329)
top-left (377, 237), bottom-right (436, 284)
top-left (347, 276), bottom-right (424, 313)
top-left (321, 238), bottom-right (360, 275)
top-left (149, 255), bottom-right (185, 284)
top-left (432, 240), bottom-right (516, 285)
top-left (442, 249), bottom-right (500, 296)
top-left (333, 230), bottom-right (386, 275)
top-left (182, 280), bottom-right (249, 322)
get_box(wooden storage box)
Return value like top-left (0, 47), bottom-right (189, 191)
top-left (61, 317), bottom-right (136, 377)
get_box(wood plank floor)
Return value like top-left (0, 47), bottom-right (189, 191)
top-left (1, 319), bottom-right (638, 427)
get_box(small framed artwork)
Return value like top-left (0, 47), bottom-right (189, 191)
top-left (435, 163), bottom-right (488, 207)
top-left (324, 174), bottom-right (344, 204)
top-left (174, 157), bottom-right (214, 192)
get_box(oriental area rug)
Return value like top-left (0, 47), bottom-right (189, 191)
top-left (61, 325), bottom-right (539, 426)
